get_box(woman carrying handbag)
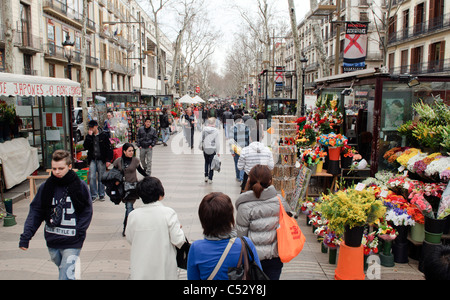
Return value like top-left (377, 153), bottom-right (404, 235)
top-left (235, 164), bottom-right (293, 280)
top-left (112, 143), bottom-right (148, 236)
top-left (187, 192), bottom-right (262, 280)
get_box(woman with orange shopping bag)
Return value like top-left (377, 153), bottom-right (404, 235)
top-left (235, 164), bottom-right (296, 280)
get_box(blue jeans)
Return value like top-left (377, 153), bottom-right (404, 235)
top-left (233, 154), bottom-right (244, 181)
top-left (140, 147), bottom-right (153, 176)
top-left (124, 201), bottom-right (135, 229)
top-left (161, 127), bottom-right (170, 143)
top-left (89, 159), bottom-right (106, 199)
top-left (48, 248), bottom-right (81, 280)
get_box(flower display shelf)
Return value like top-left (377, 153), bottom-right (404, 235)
top-left (272, 115), bottom-right (299, 206)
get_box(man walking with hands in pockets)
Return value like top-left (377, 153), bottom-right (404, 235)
top-left (137, 117), bottom-right (158, 176)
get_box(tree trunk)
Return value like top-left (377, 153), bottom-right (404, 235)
top-left (287, 0), bottom-right (303, 116)
top-left (81, 0), bottom-right (89, 137)
top-left (3, 0), bottom-right (14, 73)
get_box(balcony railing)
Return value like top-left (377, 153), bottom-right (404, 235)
top-left (15, 32), bottom-right (43, 53)
top-left (389, 59), bottom-right (450, 75)
top-left (388, 13), bottom-right (450, 45)
top-left (43, 0), bottom-right (96, 33)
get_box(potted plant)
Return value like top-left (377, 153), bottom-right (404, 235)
top-left (376, 221), bottom-right (397, 267)
top-left (317, 188), bottom-right (386, 247)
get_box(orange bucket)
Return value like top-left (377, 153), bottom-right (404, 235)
top-left (328, 147), bottom-right (342, 161)
top-left (334, 242), bottom-right (365, 280)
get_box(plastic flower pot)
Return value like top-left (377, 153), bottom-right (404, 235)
top-left (328, 147), bottom-right (342, 160)
top-left (329, 248), bottom-right (337, 264)
top-left (343, 225), bottom-right (364, 247)
top-left (424, 231), bottom-right (442, 244)
top-left (424, 215), bottom-right (445, 234)
top-left (392, 241), bottom-right (409, 263)
top-left (316, 161), bottom-right (323, 173)
top-left (334, 242), bottom-right (365, 280)
top-left (411, 223), bottom-right (425, 242)
top-left (394, 225), bottom-right (408, 243)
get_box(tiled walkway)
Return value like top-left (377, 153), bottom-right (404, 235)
top-left (0, 127), bottom-right (425, 280)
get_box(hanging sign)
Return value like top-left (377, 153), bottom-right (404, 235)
top-left (343, 22), bottom-right (368, 72)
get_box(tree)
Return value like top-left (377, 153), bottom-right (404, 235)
top-left (81, 0), bottom-right (89, 137)
top-left (287, 0), bottom-right (303, 116)
top-left (3, 0), bottom-right (14, 73)
top-left (146, 0), bottom-right (172, 95)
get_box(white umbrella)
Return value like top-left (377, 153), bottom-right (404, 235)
top-left (193, 95), bottom-right (205, 103)
top-left (178, 94), bottom-right (194, 104)
top-left (208, 98), bottom-right (216, 102)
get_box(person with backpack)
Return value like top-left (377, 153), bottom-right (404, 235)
top-left (112, 143), bottom-right (148, 236)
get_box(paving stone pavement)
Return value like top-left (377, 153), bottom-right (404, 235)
top-left (0, 127), bottom-right (425, 280)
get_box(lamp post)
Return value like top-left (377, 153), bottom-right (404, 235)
top-left (300, 53), bottom-right (308, 116)
top-left (62, 33), bottom-right (75, 160)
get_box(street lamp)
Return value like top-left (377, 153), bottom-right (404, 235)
top-left (300, 53), bottom-right (308, 116)
top-left (62, 33), bottom-right (75, 160)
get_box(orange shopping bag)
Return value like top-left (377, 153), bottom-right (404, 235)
top-left (276, 196), bottom-right (306, 263)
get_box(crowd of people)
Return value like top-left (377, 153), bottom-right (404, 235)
top-left (17, 100), bottom-right (450, 281)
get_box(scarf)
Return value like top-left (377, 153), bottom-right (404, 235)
top-left (41, 170), bottom-right (88, 221)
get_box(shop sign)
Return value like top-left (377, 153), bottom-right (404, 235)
top-left (0, 76), bottom-right (81, 97)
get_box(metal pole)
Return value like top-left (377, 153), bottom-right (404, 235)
top-left (334, 0), bottom-right (341, 75)
top-left (138, 11), bottom-right (143, 91)
top-left (67, 61), bottom-right (74, 160)
top-left (301, 66), bottom-right (305, 116)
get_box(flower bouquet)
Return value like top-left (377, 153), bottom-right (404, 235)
top-left (317, 132), bottom-right (348, 148)
top-left (299, 146), bottom-right (327, 167)
top-left (376, 222), bottom-right (398, 241)
top-left (362, 231), bottom-right (379, 256)
top-left (317, 188), bottom-right (386, 237)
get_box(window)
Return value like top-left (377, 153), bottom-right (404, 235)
top-left (49, 63), bottom-right (55, 77)
top-left (23, 54), bottom-right (32, 75)
top-left (20, 3), bottom-right (31, 47)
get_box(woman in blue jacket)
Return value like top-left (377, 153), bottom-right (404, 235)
top-left (187, 192), bottom-right (261, 280)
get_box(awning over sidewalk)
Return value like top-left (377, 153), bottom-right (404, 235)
top-left (0, 72), bottom-right (81, 97)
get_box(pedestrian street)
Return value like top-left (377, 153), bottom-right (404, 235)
top-left (0, 127), bottom-right (424, 280)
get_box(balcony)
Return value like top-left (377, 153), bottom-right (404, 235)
top-left (388, 13), bottom-right (450, 46)
top-left (44, 43), bottom-right (67, 63)
top-left (15, 32), bottom-right (43, 54)
top-left (100, 59), bottom-right (111, 70)
top-left (44, 43), bottom-right (98, 67)
top-left (43, 0), bottom-right (96, 34)
top-left (389, 59), bottom-right (450, 75)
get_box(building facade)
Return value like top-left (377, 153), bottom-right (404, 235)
top-left (0, 0), bottom-right (177, 106)
top-left (386, 0), bottom-right (449, 76)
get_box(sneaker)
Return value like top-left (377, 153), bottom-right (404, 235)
top-left (205, 177), bottom-right (208, 182)
top-left (208, 179), bottom-right (212, 184)
top-left (99, 196), bottom-right (105, 201)
top-left (91, 197), bottom-right (98, 203)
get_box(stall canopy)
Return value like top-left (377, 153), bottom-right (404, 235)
top-left (193, 95), bottom-right (205, 103)
top-left (178, 94), bottom-right (194, 104)
top-left (0, 72), bottom-right (81, 97)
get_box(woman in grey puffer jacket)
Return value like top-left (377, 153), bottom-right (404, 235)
top-left (235, 164), bottom-right (292, 280)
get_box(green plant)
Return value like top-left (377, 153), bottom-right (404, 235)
top-left (317, 188), bottom-right (386, 236)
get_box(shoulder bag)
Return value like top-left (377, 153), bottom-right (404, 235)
top-left (276, 196), bottom-right (306, 263)
top-left (228, 237), bottom-right (269, 280)
top-left (207, 237), bottom-right (236, 280)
